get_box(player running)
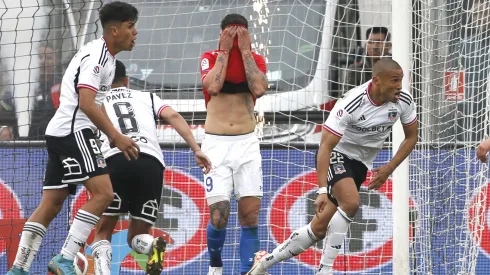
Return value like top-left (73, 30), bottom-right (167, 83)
top-left (199, 14), bottom-right (268, 275)
top-left (7, 2), bottom-right (139, 275)
top-left (91, 60), bottom-right (212, 275)
top-left (247, 59), bottom-right (419, 275)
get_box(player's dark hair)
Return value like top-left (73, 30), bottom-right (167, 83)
top-left (221, 14), bottom-right (248, 30)
top-left (113, 60), bottom-right (127, 83)
top-left (366, 26), bottom-right (390, 41)
top-left (99, 1), bottom-right (138, 29)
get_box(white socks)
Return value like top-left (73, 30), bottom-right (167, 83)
top-left (92, 233), bottom-right (154, 275)
top-left (317, 208), bottom-right (353, 274)
top-left (92, 240), bottom-right (112, 275)
top-left (61, 209), bottom-right (99, 260)
top-left (262, 223), bottom-right (319, 269)
top-left (13, 222), bottom-right (46, 271)
top-left (131, 234), bottom-right (154, 255)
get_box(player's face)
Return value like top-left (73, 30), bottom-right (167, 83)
top-left (381, 69), bottom-right (403, 103)
top-left (116, 20), bottom-right (138, 51)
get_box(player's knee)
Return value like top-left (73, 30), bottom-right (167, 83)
top-left (238, 208), bottom-right (259, 227)
top-left (338, 198), bottom-right (360, 217)
top-left (92, 189), bottom-right (114, 210)
top-left (209, 200), bottom-right (230, 229)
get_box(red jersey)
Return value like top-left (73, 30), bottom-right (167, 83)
top-left (200, 49), bottom-right (267, 107)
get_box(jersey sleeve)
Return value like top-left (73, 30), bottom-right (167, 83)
top-left (151, 93), bottom-right (170, 118)
top-left (253, 54), bottom-right (267, 74)
top-left (77, 55), bottom-right (103, 92)
top-left (400, 92), bottom-right (418, 126)
top-left (200, 52), bottom-right (216, 82)
top-left (323, 101), bottom-right (353, 137)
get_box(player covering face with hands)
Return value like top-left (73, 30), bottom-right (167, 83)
top-left (247, 59), bottom-right (418, 275)
top-left (199, 14), bottom-right (268, 275)
top-left (7, 2), bottom-right (139, 275)
top-left (92, 60), bottom-right (211, 275)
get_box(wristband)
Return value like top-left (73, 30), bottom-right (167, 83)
top-left (317, 187), bottom-right (328, 194)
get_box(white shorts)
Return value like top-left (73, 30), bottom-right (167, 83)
top-left (202, 132), bottom-right (263, 204)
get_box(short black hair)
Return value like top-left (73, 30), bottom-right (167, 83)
top-left (221, 14), bottom-right (248, 30)
top-left (113, 60), bottom-right (127, 83)
top-left (366, 26), bottom-right (390, 41)
top-left (99, 1), bottom-right (138, 29)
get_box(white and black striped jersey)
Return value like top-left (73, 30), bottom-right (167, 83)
top-left (45, 37), bottom-right (116, 137)
top-left (323, 80), bottom-right (417, 169)
top-left (100, 87), bottom-right (168, 167)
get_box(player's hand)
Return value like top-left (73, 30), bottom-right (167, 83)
top-left (237, 27), bottom-right (252, 53)
top-left (219, 26), bottom-right (238, 51)
top-left (314, 193), bottom-right (329, 216)
top-left (111, 134), bottom-right (139, 161)
top-left (368, 165), bottom-right (393, 190)
top-left (194, 150), bottom-right (212, 174)
top-left (477, 139), bottom-right (490, 163)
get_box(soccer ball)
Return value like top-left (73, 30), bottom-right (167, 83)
top-left (73, 252), bottom-right (88, 275)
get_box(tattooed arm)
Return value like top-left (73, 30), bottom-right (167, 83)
top-left (202, 51), bottom-right (230, 96)
top-left (241, 51), bottom-right (268, 98)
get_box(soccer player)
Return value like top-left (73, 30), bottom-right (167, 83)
top-left (199, 14), bottom-right (268, 275)
top-left (7, 2), bottom-right (139, 275)
top-left (91, 60), bottom-right (212, 275)
top-left (247, 58), bottom-right (419, 275)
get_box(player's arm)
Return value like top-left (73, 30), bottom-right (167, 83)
top-left (77, 57), bottom-right (138, 160)
top-left (79, 89), bottom-right (119, 140)
top-left (159, 106), bottom-right (200, 152)
top-left (201, 51), bottom-right (230, 96)
top-left (386, 121), bottom-right (418, 171)
top-left (237, 28), bottom-right (268, 98)
top-left (159, 106), bottom-right (212, 173)
top-left (368, 94), bottom-right (418, 190)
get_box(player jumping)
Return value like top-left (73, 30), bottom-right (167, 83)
top-left (91, 60), bottom-right (212, 275)
top-left (247, 59), bottom-right (419, 275)
top-left (199, 14), bottom-right (268, 275)
top-left (7, 2), bottom-right (139, 275)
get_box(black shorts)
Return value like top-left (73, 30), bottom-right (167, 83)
top-left (44, 129), bottom-right (108, 195)
top-left (316, 150), bottom-right (368, 206)
top-left (103, 153), bottom-right (164, 225)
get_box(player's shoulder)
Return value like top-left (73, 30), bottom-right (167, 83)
top-left (336, 81), bottom-right (370, 113)
top-left (398, 88), bottom-right (414, 106)
top-left (201, 50), bottom-right (219, 60)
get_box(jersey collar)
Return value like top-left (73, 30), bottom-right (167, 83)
top-left (366, 82), bottom-right (384, 106)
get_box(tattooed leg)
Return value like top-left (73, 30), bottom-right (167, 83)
top-left (207, 201), bottom-right (230, 267)
top-left (209, 200), bottom-right (231, 229)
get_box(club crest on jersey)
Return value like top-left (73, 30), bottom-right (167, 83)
top-left (93, 65), bottom-right (101, 75)
top-left (333, 164), bottom-right (346, 174)
top-left (96, 156), bottom-right (106, 168)
top-left (388, 110), bottom-right (398, 121)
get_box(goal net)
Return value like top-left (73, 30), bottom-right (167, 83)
top-left (1, 0), bottom-right (490, 274)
